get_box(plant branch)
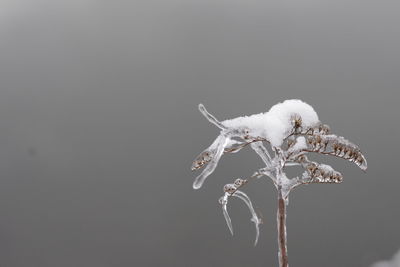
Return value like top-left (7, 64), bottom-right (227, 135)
top-left (277, 189), bottom-right (289, 267)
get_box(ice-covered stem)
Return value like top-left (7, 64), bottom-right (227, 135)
top-left (273, 148), bottom-right (290, 267)
top-left (277, 188), bottom-right (288, 267)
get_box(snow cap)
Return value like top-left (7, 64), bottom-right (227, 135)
top-left (222, 99), bottom-right (319, 147)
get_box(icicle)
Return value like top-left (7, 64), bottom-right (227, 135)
top-left (232, 190), bottom-right (262, 246)
top-left (198, 104), bottom-right (227, 130)
top-left (219, 194), bottom-right (233, 235)
top-left (192, 138), bottom-right (246, 171)
top-left (191, 134), bottom-right (225, 171)
top-left (250, 142), bottom-right (272, 167)
top-left (284, 162), bottom-right (301, 167)
top-left (193, 135), bottom-right (230, 189)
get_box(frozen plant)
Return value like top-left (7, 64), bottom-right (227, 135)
top-left (191, 99), bottom-right (367, 267)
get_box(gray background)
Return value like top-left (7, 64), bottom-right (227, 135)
top-left (0, 0), bottom-right (399, 266)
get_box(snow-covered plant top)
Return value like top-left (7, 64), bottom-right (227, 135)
top-left (192, 99), bottom-right (366, 189)
top-left (222, 99), bottom-right (319, 147)
top-left (190, 99), bottom-right (367, 267)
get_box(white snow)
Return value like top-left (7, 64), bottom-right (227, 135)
top-left (371, 250), bottom-right (400, 267)
top-left (222, 99), bottom-right (319, 147)
top-left (291, 136), bottom-right (307, 151)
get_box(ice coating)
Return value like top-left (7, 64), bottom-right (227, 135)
top-left (222, 99), bottom-right (319, 147)
top-left (219, 194), bottom-right (233, 235)
top-left (191, 99), bottom-right (367, 259)
top-left (233, 191), bottom-right (261, 246)
top-left (193, 134), bottom-right (229, 189)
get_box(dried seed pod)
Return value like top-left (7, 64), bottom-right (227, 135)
top-left (332, 142), bottom-right (339, 153)
top-left (335, 173), bottom-right (343, 183)
top-left (325, 176), bottom-right (333, 183)
top-left (287, 138), bottom-right (295, 148)
top-left (307, 136), bottom-right (315, 145)
top-left (355, 154), bottom-right (366, 168)
top-left (318, 124), bottom-right (324, 133)
top-left (336, 144), bottom-right (343, 155)
top-left (321, 139), bottom-right (329, 150)
top-left (191, 150), bottom-right (214, 170)
top-left (341, 147), bottom-right (348, 156)
top-left (323, 170), bottom-right (331, 179)
top-left (291, 114), bottom-right (303, 129)
top-left (299, 161), bottom-right (344, 185)
top-left (330, 172), bottom-right (342, 183)
top-left (347, 150), bottom-right (354, 158)
top-left (301, 134), bottom-right (367, 171)
top-left (313, 168), bottom-right (321, 177)
top-left (191, 134), bottom-right (227, 171)
top-left (234, 178), bottom-right (246, 187)
top-left (317, 124), bottom-right (330, 135)
top-left (304, 127), bottom-right (315, 135)
top-left (295, 154), bottom-right (307, 163)
top-left (322, 124), bottom-right (330, 134)
top-left (224, 184), bottom-right (237, 194)
top-left (306, 163), bottom-right (317, 173)
top-left (352, 151), bottom-right (360, 161)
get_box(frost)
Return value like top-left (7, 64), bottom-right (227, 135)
top-left (191, 99), bottom-right (367, 260)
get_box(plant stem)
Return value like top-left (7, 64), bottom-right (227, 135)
top-left (277, 189), bottom-right (289, 267)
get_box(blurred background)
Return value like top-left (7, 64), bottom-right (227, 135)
top-left (0, 0), bottom-right (399, 266)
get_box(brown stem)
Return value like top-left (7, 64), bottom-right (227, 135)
top-left (277, 189), bottom-right (289, 267)
top-left (223, 138), bottom-right (266, 154)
